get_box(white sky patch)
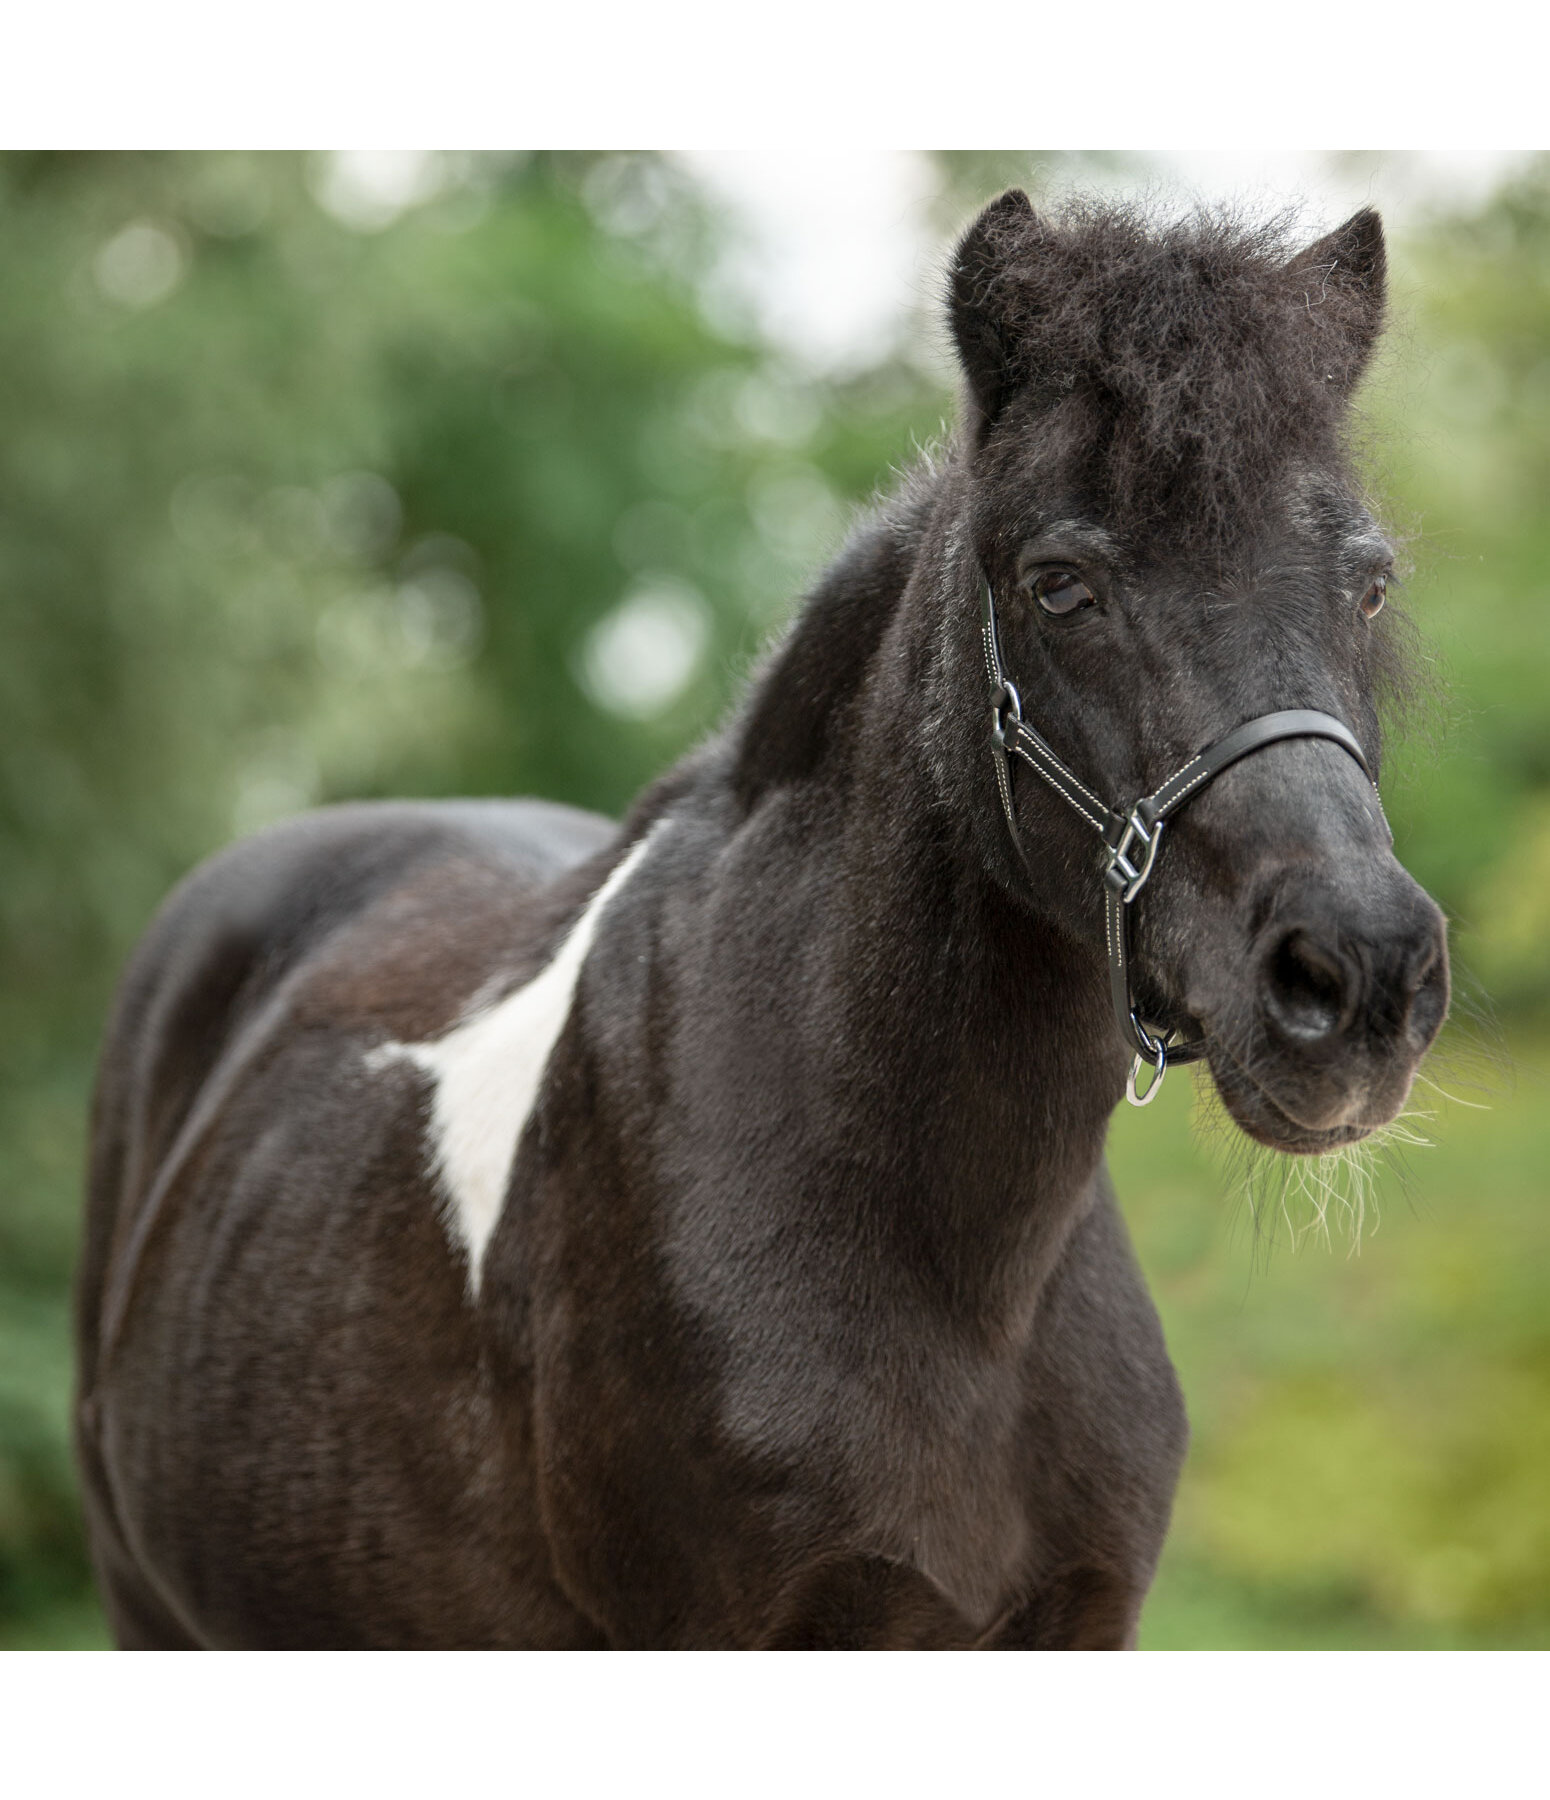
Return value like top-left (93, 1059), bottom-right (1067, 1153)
top-left (310, 151), bottom-right (448, 233)
top-left (1150, 149), bottom-right (1535, 232)
top-left (673, 151), bottom-right (1534, 377)
top-left (676, 150), bottom-right (939, 376)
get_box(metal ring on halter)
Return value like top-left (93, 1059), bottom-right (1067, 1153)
top-left (1126, 1032), bottom-right (1168, 1106)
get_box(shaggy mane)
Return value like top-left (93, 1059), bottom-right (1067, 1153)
top-left (960, 196), bottom-right (1384, 547)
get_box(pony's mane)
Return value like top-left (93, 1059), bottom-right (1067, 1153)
top-left (967, 197), bottom-right (1382, 547)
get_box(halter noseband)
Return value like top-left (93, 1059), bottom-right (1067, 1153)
top-left (979, 574), bottom-right (1381, 1106)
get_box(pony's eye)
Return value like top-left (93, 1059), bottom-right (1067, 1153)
top-left (1359, 575), bottom-right (1387, 620)
top-left (1032, 570), bottom-right (1097, 617)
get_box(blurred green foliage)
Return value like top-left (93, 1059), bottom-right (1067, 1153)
top-left (1112, 1036), bottom-right (1550, 1648)
top-left (1, 151), bottom-right (1546, 1649)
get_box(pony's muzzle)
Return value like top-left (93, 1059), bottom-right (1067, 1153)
top-left (1252, 876), bottom-right (1450, 1123)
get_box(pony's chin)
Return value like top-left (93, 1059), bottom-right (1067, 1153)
top-left (1204, 1048), bottom-right (1383, 1157)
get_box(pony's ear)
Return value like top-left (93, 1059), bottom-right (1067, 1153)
top-left (949, 188), bottom-right (1041, 436)
top-left (1290, 207), bottom-right (1387, 392)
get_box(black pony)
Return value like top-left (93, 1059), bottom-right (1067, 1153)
top-left (74, 192), bottom-right (1448, 1648)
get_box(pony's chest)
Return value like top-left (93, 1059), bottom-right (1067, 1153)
top-left (718, 1326), bottom-right (1038, 1626)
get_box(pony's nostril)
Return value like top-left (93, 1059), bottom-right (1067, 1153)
top-left (1406, 931), bottom-right (1451, 1049)
top-left (1405, 934), bottom-right (1441, 994)
top-left (1263, 928), bottom-right (1354, 1042)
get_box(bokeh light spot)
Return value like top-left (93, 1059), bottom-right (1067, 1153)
top-left (310, 152), bottom-right (446, 233)
top-left (321, 471), bottom-right (402, 563)
top-left (395, 570), bottom-right (484, 671)
top-left (93, 220), bottom-right (187, 309)
top-left (579, 582), bottom-right (710, 720)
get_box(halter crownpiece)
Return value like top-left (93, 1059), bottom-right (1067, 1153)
top-left (978, 574), bottom-right (1382, 1107)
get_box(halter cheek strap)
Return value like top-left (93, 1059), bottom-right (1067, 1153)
top-left (979, 575), bottom-right (1383, 1106)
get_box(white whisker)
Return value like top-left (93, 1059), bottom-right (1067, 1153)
top-left (1189, 1072), bottom-right (1437, 1257)
top-left (1414, 1070), bottom-right (1492, 1111)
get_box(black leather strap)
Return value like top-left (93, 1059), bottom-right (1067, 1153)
top-left (979, 575), bottom-right (1382, 1084)
top-left (1147, 710), bottom-right (1371, 819)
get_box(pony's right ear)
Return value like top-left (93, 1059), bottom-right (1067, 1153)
top-left (949, 188), bottom-right (1040, 438)
top-left (1288, 207), bottom-right (1388, 393)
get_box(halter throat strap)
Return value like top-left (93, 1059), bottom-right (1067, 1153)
top-left (978, 574), bottom-right (1378, 1103)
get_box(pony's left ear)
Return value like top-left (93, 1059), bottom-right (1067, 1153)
top-left (1290, 207), bottom-right (1387, 392)
top-left (948, 188), bottom-right (1042, 438)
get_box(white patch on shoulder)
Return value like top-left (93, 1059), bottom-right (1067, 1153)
top-left (367, 827), bottom-right (661, 1295)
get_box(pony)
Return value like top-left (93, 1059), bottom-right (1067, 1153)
top-left (74, 191), bottom-right (1448, 1647)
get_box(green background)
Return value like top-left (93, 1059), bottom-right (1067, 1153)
top-left (3, 151), bottom-right (1547, 1648)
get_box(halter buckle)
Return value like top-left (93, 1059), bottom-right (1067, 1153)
top-left (990, 680), bottom-right (1021, 747)
top-left (1104, 808), bottom-right (1165, 904)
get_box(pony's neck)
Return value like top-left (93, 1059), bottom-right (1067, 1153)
top-left (721, 474), bottom-right (1124, 1322)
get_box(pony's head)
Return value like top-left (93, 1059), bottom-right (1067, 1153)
top-left (945, 191), bottom-right (1448, 1152)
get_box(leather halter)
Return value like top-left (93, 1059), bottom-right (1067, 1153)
top-left (979, 574), bottom-right (1381, 1105)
